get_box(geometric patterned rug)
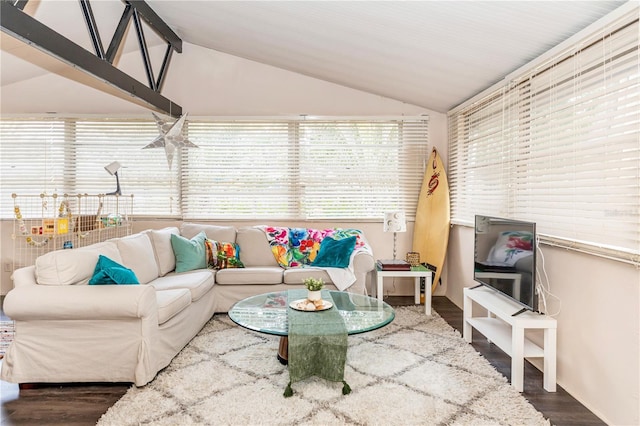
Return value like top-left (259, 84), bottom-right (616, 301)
top-left (0, 320), bottom-right (14, 359)
top-left (97, 306), bottom-right (550, 425)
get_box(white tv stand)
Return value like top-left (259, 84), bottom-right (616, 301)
top-left (463, 286), bottom-right (557, 392)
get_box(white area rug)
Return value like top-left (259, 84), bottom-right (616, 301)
top-left (98, 306), bottom-right (549, 426)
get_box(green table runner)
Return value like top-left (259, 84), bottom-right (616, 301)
top-left (285, 289), bottom-right (350, 397)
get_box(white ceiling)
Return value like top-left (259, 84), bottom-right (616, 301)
top-left (1, 0), bottom-right (629, 113)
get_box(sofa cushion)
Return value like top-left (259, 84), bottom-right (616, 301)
top-left (215, 267), bottom-right (283, 285)
top-left (150, 270), bottom-right (214, 302)
top-left (116, 233), bottom-right (159, 284)
top-left (88, 255), bottom-right (140, 285)
top-left (311, 236), bottom-right (357, 268)
top-left (171, 232), bottom-right (207, 273)
top-left (156, 289), bottom-right (192, 325)
top-left (35, 241), bottom-right (121, 285)
top-left (181, 222), bottom-right (236, 242)
top-left (283, 268), bottom-right (333, 285)
top-left (147, 227), bottom-right (180, 276)
top-left (236, 227), bottom-right (279, 267)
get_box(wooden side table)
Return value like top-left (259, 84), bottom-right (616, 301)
top-left (373, 265), bottom-right (433, 315)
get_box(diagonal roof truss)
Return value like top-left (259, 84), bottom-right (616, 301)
top-left (0, 0), bottom-right (182, 117)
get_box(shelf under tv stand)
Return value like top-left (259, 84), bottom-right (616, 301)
top-left (463, 286), bottom-right (557, 392)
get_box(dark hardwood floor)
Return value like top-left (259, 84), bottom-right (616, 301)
top-left (1, 296), bottom-right (605, 426)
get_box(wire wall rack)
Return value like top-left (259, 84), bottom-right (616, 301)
top-left (11, 193), bottom-right (133, 271)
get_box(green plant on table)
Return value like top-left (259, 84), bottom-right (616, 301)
top-left (303, 277), bottom-right (324, 291)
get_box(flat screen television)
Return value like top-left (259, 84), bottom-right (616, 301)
top-left (474, 215), bottom-right (538, 314)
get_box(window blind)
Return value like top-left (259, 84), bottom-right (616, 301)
top-left (448, 11), bottom-right (640, 263)
top-left (298, 120), bottom-right (428, 219)
top-left (181, 121), bottom-right (294, 219)
top-left (73, 119), bottom-right (180, 216)
top-left (1, 119), bottom-right (67, 218)
top-left (0, 117), bottom-right (180, 218)
top-left (2, 117), bottom-right (428, 221)
top-left (182, 118), bottom-right (429, 220)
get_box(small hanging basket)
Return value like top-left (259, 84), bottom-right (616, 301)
top-left (406, 251), bottom-right (420, 266)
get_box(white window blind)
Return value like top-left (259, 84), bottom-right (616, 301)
top-left (181, 121), bottom-right (294, 219)
top-left (1, 119), bottom-right (67, 218)
top-left (448, 12), bottom-right (640, 263)
top-left (73, 119), bottom-right (180, 216)
top-left (2, 117), bottom-right (428, 221)
top-left (183, 118), bottom-right (429, 220)
top-left (0, 118), bottom-right (180, 218)
top-left (298, 120), bottom-right (428, 219)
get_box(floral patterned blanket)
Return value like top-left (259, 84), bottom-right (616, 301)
top-left (257, 226), bottom-right (370, 268)
top-left (256, 226), bottom-right (372, 291)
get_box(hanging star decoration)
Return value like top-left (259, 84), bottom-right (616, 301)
top-left (143, 112), bottom-right (198, 168)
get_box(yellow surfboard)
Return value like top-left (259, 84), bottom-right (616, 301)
top-left (412, 147), bottom-right (450, 293)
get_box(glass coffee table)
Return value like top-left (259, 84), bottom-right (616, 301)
top-left (229, 289), bottom-right (395, 364)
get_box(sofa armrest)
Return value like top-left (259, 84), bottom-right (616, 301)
top-left (11, 265), bottom-right (37, 288)
top-left (3, 284), bottom-right (157, 321)
top-left (353, 231), bottom-right (375, 273)
top-left (353, 251), bottom-right (375, 273)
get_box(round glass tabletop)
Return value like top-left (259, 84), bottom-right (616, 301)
top-left (228, 289), bottom-right (395, 336)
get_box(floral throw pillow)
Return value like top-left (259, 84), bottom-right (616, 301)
top-left (205, 239), bottom-right (244, 269)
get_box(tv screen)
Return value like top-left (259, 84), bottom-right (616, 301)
top-left (474, 215), bottom-right (538, 313)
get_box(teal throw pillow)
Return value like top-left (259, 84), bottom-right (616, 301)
top-left (89, 255), bottom-right (140, 285)
top-left (311, 236), bottom-right (357, 268)
top-left (171, 231), bottom-right (207, 273)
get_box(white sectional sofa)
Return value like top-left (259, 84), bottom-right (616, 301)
top-left (0, 223), bottom-right (375, 386)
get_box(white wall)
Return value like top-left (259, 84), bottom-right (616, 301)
top-left (447, 225), bottom-right (640, 426)
top-left (0, 42), bottom-right (447, 295)
top-left (1, 42), bottom-right (443, 117)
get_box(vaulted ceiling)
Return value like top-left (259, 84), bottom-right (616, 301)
top-left (0, 0), bottom-right (628, 113)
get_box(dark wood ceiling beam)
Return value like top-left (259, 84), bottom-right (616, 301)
top-left (79, 0), bottom-right (105, 59)
top-left (132, 8), bottom-right (156, 91)
top-left (0, 0), bottom-right (182, 117)
top-left (125, 0), bottom-right (182, 53)
top-left (105, 4), bottom-right (134, 64)
top-left (11, 0), bottom-right (28, 10)
top-left (155, 45), bottom-right (173, 92)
